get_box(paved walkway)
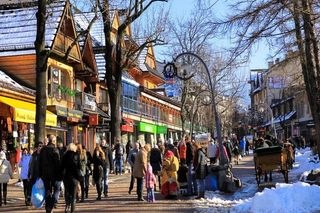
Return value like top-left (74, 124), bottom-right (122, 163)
top-left (1, 172), bottom-right (196, 213)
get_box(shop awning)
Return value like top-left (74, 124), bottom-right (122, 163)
top-left (0, 96), bottom-right (57, 127)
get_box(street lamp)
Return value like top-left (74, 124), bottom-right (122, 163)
top-left (163, 52), bottom-right (228, 166)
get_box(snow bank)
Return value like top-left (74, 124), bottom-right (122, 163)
top-left (232, 182), bottom-right (320, 213)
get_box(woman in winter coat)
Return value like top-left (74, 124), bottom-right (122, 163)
top-left (194, 144), bottom-right (208, 199)
top-left (0, 151), bottom-right (12, 206)
top-left (19, 148), bottom-right (32, 206)
top-left (61, 143), bottom-right (81, 213)
top-left (150, 145), bottom-right (162, 191)
top-left (76, 144), bottom-right (87, 202)
top-left (92, 145), bottom-right (105, 200)
top-left (161, 150), bottom-right (179, 199)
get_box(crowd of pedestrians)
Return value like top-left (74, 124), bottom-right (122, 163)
top-left (0, 133), bottom-right (255, 212)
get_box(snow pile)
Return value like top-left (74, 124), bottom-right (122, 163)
top-left (292, 148), bottom-right (320, 181)
top-left (232, 182), bottom-right (320, 213)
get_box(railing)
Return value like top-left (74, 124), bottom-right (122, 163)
top-left (121, 96), bottom-right (181, 126)
top-left (75, 92), bottom-right (97, 112)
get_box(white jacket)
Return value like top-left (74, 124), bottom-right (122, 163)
top-left (207, 142), bottom-right (217, 158)
top-left (19, 154), bottom-right (31, 180)
top-left (0, 159), bottom-right (13, 183)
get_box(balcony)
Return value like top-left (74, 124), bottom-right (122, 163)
top-left (75, 92), bottom-right (97, 112)
top-left (122, 96), bottom-right (181, 126)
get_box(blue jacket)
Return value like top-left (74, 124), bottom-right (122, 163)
top-left (19, 154), bottom-right (31, 180)
top-left (239, 139), bottom-right (246, 150)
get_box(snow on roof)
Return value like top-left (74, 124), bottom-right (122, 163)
top-left (74, 11), bottom-right (115, 47)
top-left (0, 1), bottom-right (65, 54)
top-left (137, 46), bottom-right (148, 71)
top-left (0, 70), bottom-right (34, 95)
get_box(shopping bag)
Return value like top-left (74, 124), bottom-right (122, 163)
top-left (31, 178), bottom-right (45, 208)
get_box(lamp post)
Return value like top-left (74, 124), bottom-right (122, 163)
top-left (163, 52), bottom-right (228, 166)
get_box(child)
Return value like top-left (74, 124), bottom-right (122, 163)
top-left (145, 163), bottom-right (156, 202)
top-left (177, 163), bottom-right (188, 195)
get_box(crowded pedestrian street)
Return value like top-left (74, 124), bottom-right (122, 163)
top-left (0, 0), bottom-right (320, 213)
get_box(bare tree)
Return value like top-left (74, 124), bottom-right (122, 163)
top-left (214, 0), bottom-right (320, 155)
top-left (97, 0), bottom-right (168, 144)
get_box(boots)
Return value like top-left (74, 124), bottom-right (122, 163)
top-left (195, 192), bottom-right (205, 199)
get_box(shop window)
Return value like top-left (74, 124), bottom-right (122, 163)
top-left (48, 66), bottom-right (73, 102)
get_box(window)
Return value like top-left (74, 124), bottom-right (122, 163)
top-left (47, 66), bottom-right (72, 101)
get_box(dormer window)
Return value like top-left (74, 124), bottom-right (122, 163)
top-left (48, 66), bottom-right (73, 101)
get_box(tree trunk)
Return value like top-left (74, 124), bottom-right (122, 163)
top-left (109, 88), bottom-right (121, 145)
top-left (34, 0), bottom-right (48, 146)
top-left (300, 0), bottom-right (320, 156)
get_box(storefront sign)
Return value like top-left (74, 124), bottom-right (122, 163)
top-left (13, 108), bottom-right (57, 127)
top-left (89, 114), bottom-right (99, 126)
top-left (121, 118), bottom-right (134, 133)
top-left (157, 125), bottom-right (168, 134)
top-left (68, 109), bottom-right (83, 119)
top-left (139, 122), bottom-right (157, 134)
top-left (56, 106), bottom-right (68, 117)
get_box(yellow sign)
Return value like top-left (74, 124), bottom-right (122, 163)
top-left (14, 108), bottom-right (57, 127)
top-left (0, 96), bottom-right (57, 127)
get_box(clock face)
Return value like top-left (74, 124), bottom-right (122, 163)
top-left (163, 63), bottom-right (177, 79)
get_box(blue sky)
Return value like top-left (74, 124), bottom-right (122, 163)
top-left (151, 0), bottom-right (273, 106)
top-left (154, 0), bottom-right (270, 70)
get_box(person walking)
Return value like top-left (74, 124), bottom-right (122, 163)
top-left (39, 135), bottom-right (61, 213)
top-left (207, 139), bottom-right (217, 164)
top-left (186, 141), bottom-right (196, 195)
top-left (19, 148), bottom-right (32, 206)
top-left (145, 163), bottom-right (156, 202)
top-left (100, 139), bottom-right (113, 197)
top-left (132, 144), bottom-right (151, 201)
top-left (113, 138), bottom-right (125, 175)
top-left (83, 146), bottom-right (92, 199)
top-left (150, 145), bottom-right (162, 191)
top-left (54, 141), bottom-right (65, 207)
top-left (127, 142), bottom-right (139, 194)
top-left (194, 144), bottom-right (208, 199)
top-left (76, 144), bottom-right (87, 202)
top-left (92, 145), bottom-right (105, 200)
top-left (0, 151), bottom-right (12, 206)
top-left (28, 142), bottom-right (43, 187)
top-left (61, 143), bottom-right (81, 213)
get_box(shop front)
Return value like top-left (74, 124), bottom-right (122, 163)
top-left (121, 118), bottom-right (135, 145)
top-left (0, 96), bottom-right (57, 150)
top-left (139, 122), bottom-right (157, 146)
top-left (157, 125), bottom-right (167, 143)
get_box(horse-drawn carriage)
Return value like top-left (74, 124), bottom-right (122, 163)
top-left (254, 144), bottom-right (294, 186)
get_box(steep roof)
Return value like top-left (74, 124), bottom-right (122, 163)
top-left (74, 11), bottom-right (115, 47)
top-left (0, 70), bottom-right (34, 95)
top-left (0, 0), bottom-right (66, 56)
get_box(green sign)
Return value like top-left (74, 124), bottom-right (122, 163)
top-left (157, 125), bottom-right (168, 134)
top-left (139, 122), bottom-right (157, 133)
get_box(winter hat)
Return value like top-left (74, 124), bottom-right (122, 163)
top-left (0, 151), bottom-right (6, 160)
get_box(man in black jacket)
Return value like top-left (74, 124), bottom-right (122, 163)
top-left (39, 135), bottom-right (61, 213)
top-left (101, 139), bottom-right (113, 197)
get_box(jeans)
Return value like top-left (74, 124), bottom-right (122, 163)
top-left (0, 183), bottom-right (7, 205)
top-left (115, 157), bottom-right (123, 175)
top-left (79, 176), bottom-right (85, 200)
top-left (54, 181), bottom-right (62, 204)
top-left (187, 163), bottom-right (197, 195)
top-left (147, 188), bottom-right (155, 202)
top-left (102, 167), bottom-right (109, 195)
top-left (136, 177), bottom-right (143, 199)
top-left (84, 174), bottom-right (90, 198)
top-left (129, 172), bottom-right (135, 192)
top-left (43, 179), bottom-right (55, 212)
top-left (63, 177), bottom-right (78, 212)
top-left (22, 179), bottom-right (31, 204)
top-left (197, 179), bottom-right (205, 194)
